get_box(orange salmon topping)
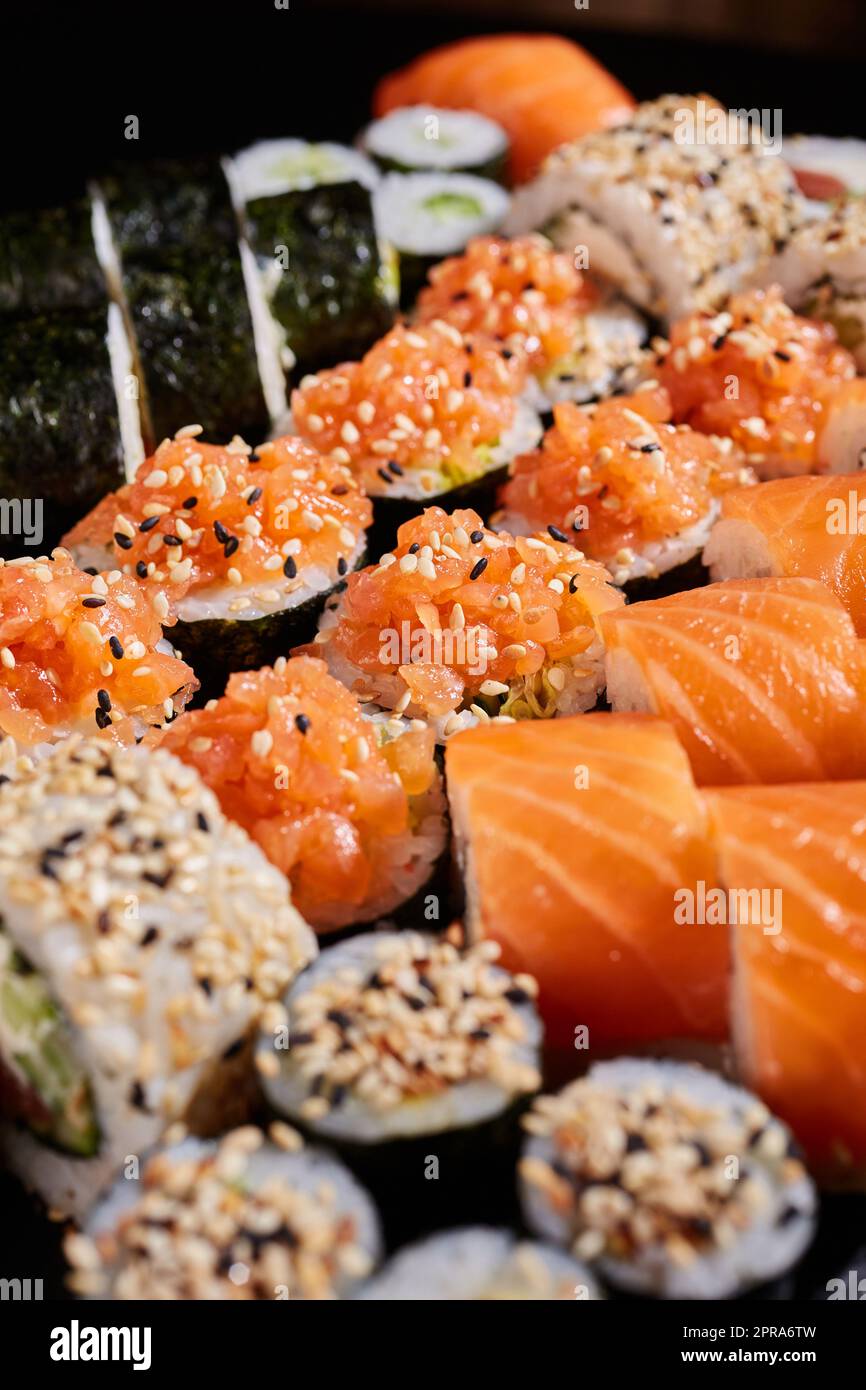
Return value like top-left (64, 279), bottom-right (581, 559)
top-left (661, 287), bottom-right (856, 476)
top-left (501, 387), bottom-right (751, 567)
top-left (0, 549), bottom-right (195, 747)
top-left (290, 322), bottom-right (526, 496)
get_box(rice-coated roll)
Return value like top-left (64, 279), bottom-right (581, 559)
top-left (297, 505), bottom-right (624, 740)
top-left (160, 656), bottom-right (447, 932)
top-left (520, 1059), bottom-right (817, 1300)
top-left (659, 286), bottom-right (858, 478)
top-left (0, 737), bottom-right (315, 1218)
top-left (360, 107), bottom-right (509, 182)
top-left (0, 548), bottom-right (196, 757)
top-left (506, 95), bottom-right (806, 324)
top-left (228, 139), bottom-right (380, 203)
top-left (358, 1226), bottom-right (602, 1300)
top-left (497, 385), bottom-right (753, 587)
top-left (258, 931), bottom-right (542, 1144)
top-left (290, 320), bottom-right (538, 510)
top-left (415, 234), bottom-right (647, 411)
top-left (67, 1125), bottom-right (380, 1299)
top-left (64, 431), bottom-right (371, 693)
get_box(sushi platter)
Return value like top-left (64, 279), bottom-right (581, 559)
top-left (4, 21), bottom-right (866, 1311)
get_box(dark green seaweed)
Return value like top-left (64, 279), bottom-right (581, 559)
top-left (0, 311), bottom-right (126, 557)
top-left (370, 149), bottom-right (508, 185)
top-left (100, 157), bottom-right (239, 261)
top-left (0, 201), bottom-right (106, 319)
top-left (367, 463), bottom-right (509, 558)
top-left (244, 180), bottom-right (397, 377)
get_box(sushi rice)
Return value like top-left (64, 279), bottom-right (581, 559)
top-left (359, 106), bottom-right (509, 182)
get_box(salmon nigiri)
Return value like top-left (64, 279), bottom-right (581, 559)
top-left (600, 577), bottom-right (866, 786)
top-left (373, 35), bottom-right (634, 185)
top-left (709, 783), bottom-right (866, 1188)
top-left (447, 713), bottom-right (729, 1052)
top-left (704, 474), bottom-right (866, 636)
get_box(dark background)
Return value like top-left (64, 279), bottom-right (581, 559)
top-left (3, 0), bottom-right (866, 212)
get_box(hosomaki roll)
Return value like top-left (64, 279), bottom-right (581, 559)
top-left (0, 738), bottom-right (315, 1219)
top-left (257, 930), bottom-right (542, 1246)
top-left (66, 1125), bottom-right (380, 1299)
top-left (446, 713), bottom-right (729, 1053)
top-left (357, 1226), bottom-right (603, 1300)
top-left (519, 1059), bottom-right (817, 1299)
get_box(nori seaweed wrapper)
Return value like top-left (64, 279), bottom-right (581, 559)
top-left (367, 464), bottom-right (509, 559)
top-left (0, 311), bottom-right (126, 556)
top-left (0, 200), bottom-right (106, 319)
top-left (244, 180), bottom-right (397, 377)
top-left (100, 157), bottom-right (239, 260)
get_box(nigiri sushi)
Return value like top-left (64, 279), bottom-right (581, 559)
top-left (298, 506), bottom-right (624, 739)
top-left (414, 235), bottom-right (647, 411)
top-left (506, 96), bottom-right (805, 324)
top-left (601, 577), bottom-right (866, 785)
top-left (704, 474), bottom-right (866, 635)
top-left (159, 656), bottom-right (446, 932)
top-left (289, 320), bottom-right (540, 539)
top-left (64, 431), bottom-right (371, 693)
top-left (659, 286), bottom-right (860, 478)
top-left (446, 713), bottom-right (729, 1052)
top-left (709, 782), bottom-right (866, 1188)
top-left (0, 547), bottom-right (196, 763)
top-left (496, 386), bottom-right (753, 588)
top-left (373, 34), bottom-right (634, 185)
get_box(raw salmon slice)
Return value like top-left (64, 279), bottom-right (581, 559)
top-left (705, 474), bottom-right (866, 636)
top-left (601, 577), bottom-right (866, 785)
top-left (709, 783), bottom-right (866, 1187)
top-left (446, 713), bottom-right (728, 1051)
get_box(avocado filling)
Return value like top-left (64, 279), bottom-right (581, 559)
top-left (0, 926), bottom-right (99, 1156)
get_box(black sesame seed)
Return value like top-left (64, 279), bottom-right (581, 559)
top-left (469, 557), bottom-right (488, 580)
top-left (470, 1027), bottom-right (491, 1040)
top-left (337, 557), bottom-right (347, 576)
top-left (129, 1081), bottom-right (148, 1110)
top-left (295, 713), bottom-right (310, 734)
top-left (283, 555), bottom-right (297, 579)
top-left (246, 487), bottom-right (263, 505)
top-left (331, 485), bottom-right (349, 496)
top-left (97, 689), bottom-right (111, 712)
top-left (95, 704), bottom-right (111, 728)
top-left (469, 530), bottom-right (484, 544)
top-left (408, 542), bottom-right (420, 554)
top-left (388, 461), bottom-right (404, 475)
top-left (326, 1009), bottom-right (353, 1029)
top-left (199, 977), bottom-right (213, 997)
top-left (83, 567), bottom-right (99, 576)
top-left (504, 986), bottom-right (529, 1004)
top-left (163, 534), bottom-right (183, 547)
top-left (135, 561), bottom-right (148, 579)
top-left (97, 910), bottom-right (111, 934)
top-left (82, 596), bottom-right (106, 608)
top-left (463, 370), bottom-right (473, 388)
top-left (114, 532), bottom-right (134, 550)
top-left (139, 515), bottom-right (160, 533)
top-left (222, 1038), bottom-right (245, 1060)
top-left (223, 536), bottom-right (240, 558)
top-left (196, 811), bottom-right (209, 832)
top-left (377, 468), bottom-right (393, 485)
top-left (140, 926), bottom-right (159, 947)
top-left (213, 520), bottom-right (230, 544)
top-left (182, 496), bottom-right (198, 509)
top-left (625, 1132), bottom-right (648, 1153)
top-left (640, 442), bottom-right (661, 453)
top-left (109, 636), bottom-right (124, 659)
top-left (548, 524), bottom-right (568, 542)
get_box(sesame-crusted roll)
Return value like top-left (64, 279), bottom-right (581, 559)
top-left (506, 95), bottom-right (806, 326)
top-left (257, 930), bottom-right (542, 1246)
top-left (519, 1059), bottom-right (817, 1300)
top-left (0, 737), bottom-right (315, 1220)
top-left (67, 1124), bottom-right (381, 1299)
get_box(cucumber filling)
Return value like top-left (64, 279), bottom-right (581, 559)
top-left (0, 926), bottom-right (99, 1156)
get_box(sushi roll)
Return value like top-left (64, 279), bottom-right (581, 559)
top-left (519, 1059), bottom-right (817, 1299)
top-left (94, 158), bottom-right (271, 449)
top-left (160, 656), bottom-right (447, 933)
top-left (299, 505), bottom-right (624, 740)
top-left (359, 107), bottom-right (510, 183)
top-left (659, 286), bottom-right (860, 478)
top-left (496, 385), bottom-right (753, 590)
top-left (257, 930), bottom-right (542, 1246)
top-left (757, 198), bottom-right (866, 371)
top-left (357, 1227), bottom-right (603, 1300)
top-left (506, 95), bottom-right (806, 325)
top-left (0, 547), bottom-right (196, 759)
top-left (0, 736), bottom-right (315, 1218)
top-left (64, 432), bottom-right (371, 695)
top-left (66, 1126), bottom-right (380, 1299)
top-left (373, 172), bottom-right (510, 306)
top-left (289, 320), bottom-right (541, 548)
top-left (415, 235), bottom-right (648, 411)
top-left (226, 139), bottom-right (397, 381)
top-left (782, 134), bottom-right (866, 203)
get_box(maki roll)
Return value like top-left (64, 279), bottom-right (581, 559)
top-left (299, 505), bottom-right (624, 740)
top-left (415, 235), bottom-right (647, 411)
top-left (66, 1126), bottom-right (379, 1299)
top-left (64, 432), bottom-right (371, 695)
top-left (94, 158), bottom-right (271, 449)
top-left (496, 386), bottom-right (754, 590)
top-left (0, 200), bottom-right (106, 318)
top-left (519, 1060), bottom-right (817, 1299)
top-left (0, 737), bottom-right (315, 1218)
top-left (359, 107), bottom-right (509, 183)
top-left (373, 171), bottom-right (510, 305)
top-left (257, 930), bottom-right (542, 1245)
top-left (506, 95), bottom-right (806, 324)
top-left (227, 139), bottom-right (397, 380)
top-left (290, 319), bottom-right (541, 544)
top-left (659, 287), bottom-right (860, 478)
top-left (0, 548), bottom-right (196, 758)
top-left (358, 1227), bottom-right (603, 1300)
top-left (160, 656), bottom-right (447, 933)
